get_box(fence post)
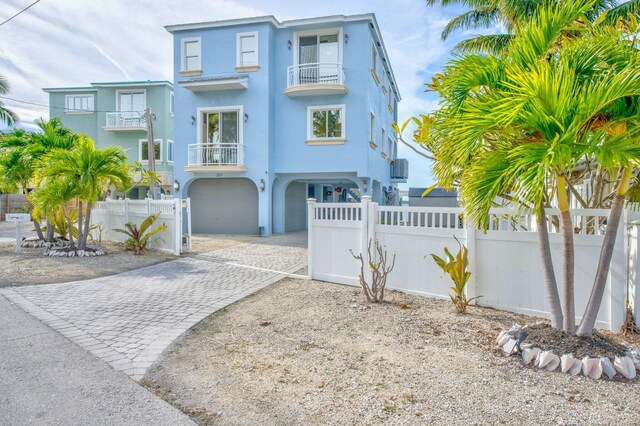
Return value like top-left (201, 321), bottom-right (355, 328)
top-left (174, 198), bottom-right (182, 255)
top-left (360, 196), bottom-right (372, 284)
top-left (466, 223), bottom-right (478, 304)
top-left (307, 198), bottom-right (316, 280)
top-left (627, 220), bottom-right (640, 329)
top-left (609, 213), bottom-right (628, 331)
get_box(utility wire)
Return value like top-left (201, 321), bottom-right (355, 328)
top-left (0, 95), bottom-right (145, 114)
top-left (0, 0), bottom-right (42, 28)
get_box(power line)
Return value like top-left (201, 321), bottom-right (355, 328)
top-left (0, 95), bottom-right (145, 114)
top-left (0, 0), bottom-right (42, 28)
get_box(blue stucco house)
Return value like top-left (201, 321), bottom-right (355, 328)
top-left (43, 81), bottom-right (175, 199)
top-left (166, 14), bottom-right (408, 235)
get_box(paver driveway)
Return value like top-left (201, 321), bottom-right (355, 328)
top-left (0, 233), bottom-right (307, 380)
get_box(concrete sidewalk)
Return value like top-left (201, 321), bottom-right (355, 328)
top-left (0, 295), bottom-right (194, 426)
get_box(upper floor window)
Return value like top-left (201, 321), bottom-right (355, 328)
top-left (117, 90), bottom-right (145, 113)
top-left (170, 92), bottom-right (174, 116)
top-left (296, 29), bottom-right (341, 66)
top-left (369, 112), bottom-right (376, 145)
top-left (65, 94), bottom-right (94, 114)
top-left (199, 107), bottom-right (242, 145)
top-left (167, 140), bottom-right (174, 163)
top-left (181, 37), bottom-right (201, 72)
top-left (307, 104), bottom-right (345, 141)
top-left (388, 89), bottom-right (394, 112)
top-left (237, 32), bottom-right (258, 68)
top-left (371, 43), bottom-right (379, 84)
top-left (381, 128), bottom-right (386, 155)
top-left (139, 139), bottom-right (162, 163)
top-left (387, 136), bottom-right (394, 159)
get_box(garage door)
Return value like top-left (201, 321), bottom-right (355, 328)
top-left (285, 181), bottom-right (307, 232)
top-left (189, 178), bottom-right (259, 235)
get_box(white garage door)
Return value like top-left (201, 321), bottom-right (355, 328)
top-left (189, 178), bottom-right (259, 235)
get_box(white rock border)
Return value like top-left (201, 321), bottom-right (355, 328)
top-left (496, 325), bottom-right (640, 381)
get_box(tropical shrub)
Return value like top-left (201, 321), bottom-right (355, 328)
top-left (114, 212), bottom-right (167, 255)
top-left (430, 237), bottom-right (479, 313)
top-left (350, 239), bottom-right (396, 303)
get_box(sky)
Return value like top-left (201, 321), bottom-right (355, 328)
top-left (0, 0), bottom-right (471, 189)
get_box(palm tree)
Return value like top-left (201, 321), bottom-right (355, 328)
top-left (0, 75), bottom-right (18, 126)
top-left (39, 136), bottom-right (131, 251)
top-left (426, 0), bottom-right (640, 53)
top-left (421, 0), bottom-right (640, 334)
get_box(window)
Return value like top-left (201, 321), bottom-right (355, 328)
top-left (181, 37), bottom-right (201, 72)
top-left (371, 43), bottom-right (379, 83)
top-left (369, 112), bottom-right (376, 145)
top-left (65, 94), bottom-right (94, 113)
top-left (139, 139), bottom-right (162, 163)
top-left (198, 106), bottom-right (242, 145)
top-left (237, 32), bottom-right (258, 67)
top-left (381, 128), bottom-right (386, 155)
top-left (388, 136), bottom-right (394, 159)
top-left (307, 105), bottom-right (345, 141)
top-left (389, 88), bottom-right (394, 112)
top-left (117, 90), bottom-right (145, 113)
top-left (170, 92), bottom-right (174, 116)
top-left (167, 140), bottom-right (174, 163)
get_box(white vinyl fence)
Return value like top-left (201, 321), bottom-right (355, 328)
top-left (91, 198), bottom-right (191, 255)
top-left (308, 197), bottom-right (638, 332)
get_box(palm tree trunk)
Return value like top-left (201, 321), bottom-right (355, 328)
top-left (77, 200), bottom-right (83, 250)
top-left (32, 219), bottom-right (45, 241)
top-left (46, 214), bottom-right (55, 242)
top-left (66, 216), bottom-right (75, 248)
top-left (577, 167), bottom-right (631, 336)
top-left (536, 204), bottom-right (563, 329)
top-left (81, 202), bottom-right (92, 249)
top-left (557, 175), bottom-right (576, 334)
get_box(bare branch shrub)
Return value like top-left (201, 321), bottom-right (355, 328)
top-left (350, 239), bottom-right (396, 303)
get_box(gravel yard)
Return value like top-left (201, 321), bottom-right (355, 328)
top-left (0, 234), bottom-right (253, 287)
top-left (144, 278), bottom-right (640, 426)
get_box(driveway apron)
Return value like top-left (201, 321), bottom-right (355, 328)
top-left (0, 233), bottom-right (307, 381)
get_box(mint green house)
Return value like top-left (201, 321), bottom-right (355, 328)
top-left (43, 81), bottom-right (175, 199)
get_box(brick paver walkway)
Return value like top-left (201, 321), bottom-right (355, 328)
top-left (0, 233), bottom-right (307, 380)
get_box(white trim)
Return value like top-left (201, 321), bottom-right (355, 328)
top-left (293, 27), bottom-right (343, 67)
top-left (181, 37), bottom-right (201, 72)
top-left (236, 31), bottom-right (259, 67)
top-left (64, 94), bottom-right (95, 114)
top-left (139, 138), bottom-right (163, 163)
top-left (45, 88), bottom-right (96, 93)
top-left (116, 89), bottom-right (146, 112)
top-left (167, 139), bottom-right (174, 164)
top-left (306, 104), bottom-right (346, 141)
top-left (196, 105), bottom-right (244, 146)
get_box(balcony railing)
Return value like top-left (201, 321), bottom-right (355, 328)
top-left (188, 143), bottom-right (244, 167)
top-left (105, 111), bottom-right (147, 130)
top-left (287, 62), bottom-right (345, 87)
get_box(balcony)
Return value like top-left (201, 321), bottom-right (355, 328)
top-left (391, 158), bottom-right (408, 183)
top-left (185, 143), bottom-right (247, 172)
top-left (285, 63), bottom-right (347, 97)
top-left (104, 111), bottom-right (147, 131)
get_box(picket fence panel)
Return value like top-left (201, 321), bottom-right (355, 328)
top-left (308, 197), bottom-right (629, 331)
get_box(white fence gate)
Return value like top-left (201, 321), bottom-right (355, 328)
top-left (308, 196), bottom-right (636, 332)
top-left (91, 198), bottom-right (191, 255)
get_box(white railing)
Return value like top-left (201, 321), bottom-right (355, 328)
top-left (308, 198), bottom-right (631, 332)
top-left (105, 111), bottom-right (147, 129)
top-left (187, 143), bottom-right (244, 167)
top-left (287, 62), bottom-right (345, 87)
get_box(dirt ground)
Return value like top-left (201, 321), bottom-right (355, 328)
top-left (143, 279), bottom-right (640, 426)
top-left (0, 234), bottom-right (254, 287)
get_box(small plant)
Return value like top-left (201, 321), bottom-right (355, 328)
top-left (430, 236), bottom-right (479, 313)
top-left (350, 239), bottom-right (396, 303)
top-left (114, 212), bottom-right (167, 255)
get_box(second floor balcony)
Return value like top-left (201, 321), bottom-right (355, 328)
top-left (185, 143), bottom-right (247, 172)
top-left (285, 63), bottom-right (347, 97)
top-left (391, 158), bottom-right (409, 183)
top-left (105, 111), bottom-right (147, 131)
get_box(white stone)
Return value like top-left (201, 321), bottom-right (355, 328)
top-left (522, 347), bottom-right (541, 365)
top-left (496, 330), bottom-right (507, 345)
top-left (600, 357), bottom-right (616, 379)
top-left (569, 359), bottom-right (582, 376)
top-left (503, 338), bottom-right (518, 355)
top-left (614, 356), bottom-right (637, 379)
top-left (582, 357), bottom-right (603, 380)
top-left (537, 351), bottom-right (560, 371)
